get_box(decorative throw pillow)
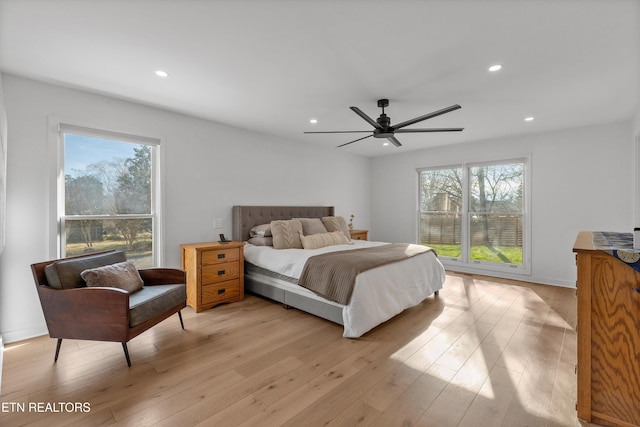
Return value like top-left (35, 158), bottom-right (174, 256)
top-left (248, 236), bottom-right (273, 246)
top-left (322, 216), bottom-right (351, 241)
top-left (299, 231), bottom-right (351, 250)
top-left (293, 218), bottom-right (328, 236)
top-left (270, 219), bottom-right (304, 249)
top-left (250, 223), bottom-right (272, 238)
top-left (80, 261), bottom-right (144, 293)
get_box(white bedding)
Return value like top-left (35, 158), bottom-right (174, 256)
top-left (244, 240), bottom-right (446, 337)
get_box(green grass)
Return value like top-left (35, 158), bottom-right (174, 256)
top-left (66, 234), bottom-right (153, 268)
top-left (424, 243), bottom-right (522, 265)
top-left (426, 244), bottom-right (461, 258)
top-left (471, 246), bottom-right (522, 264)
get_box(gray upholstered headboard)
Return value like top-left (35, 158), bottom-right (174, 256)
top-left (232, 206), bottom-right (335, 242)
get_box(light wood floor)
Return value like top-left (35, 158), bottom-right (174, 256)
top-left (1, 273), bottom-right (596, 427)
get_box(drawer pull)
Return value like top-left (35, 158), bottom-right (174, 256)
top-left (217, 289), bottom-right (226, 295)
top-left (634, 287), bottom-right (640, 294)
top-left (218, 253), bottom-right (225, 259)
top-left (218, 270), bottom-right (226, 276)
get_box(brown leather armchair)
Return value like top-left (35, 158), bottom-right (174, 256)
top-left (31, 250), bottom-right (186, 367)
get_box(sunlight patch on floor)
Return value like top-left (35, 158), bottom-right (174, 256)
top-left (3, 341), bottom-right (30, 352)
top-left (391, 328), bottom-right (499, 401)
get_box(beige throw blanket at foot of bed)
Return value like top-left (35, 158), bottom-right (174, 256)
top-left (298, 243), bottom-right (435, 305)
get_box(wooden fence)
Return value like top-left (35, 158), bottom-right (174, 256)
top-left (420, 213), bottom-right (522, 247)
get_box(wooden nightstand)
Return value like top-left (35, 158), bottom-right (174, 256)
top-left (349, 229), bottom-right (368, 241)
top-left (181, 241), bottom-right (244, 312)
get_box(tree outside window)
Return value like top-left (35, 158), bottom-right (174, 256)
top-left (63, 132), bottom-right (156, 267)
top-left (469, 162), bottom-right (524, 265)
top-left (419, 159), bottom-right (527, 271)
top-left (419, 167), bottom-right (463, 258)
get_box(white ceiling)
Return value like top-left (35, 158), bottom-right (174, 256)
top-left (1, 0), bottom-right (638, 157)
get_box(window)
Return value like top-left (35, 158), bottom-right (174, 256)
top-left (418, 158), bottom-right (529, 275)
top-left (418, 165), bottom-right (463, 258)
top-left (57, 124), bottom-right (160, 268)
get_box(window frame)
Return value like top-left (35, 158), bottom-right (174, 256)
top-left (417, 156), bottom-right (531, 276)
top-left (49, 118), bottom-right (163, 266)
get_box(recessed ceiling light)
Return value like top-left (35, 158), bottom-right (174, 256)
top-left (309, 119), bottom-right (318, 124)
top-left (525, 116), bottom-right (535, 122)
top-left (383, 141), bottom-right (390, 146)
top-left (155, 70), bottom-right (169, 78)
top-left (488, 64), bottom-right (502, 72)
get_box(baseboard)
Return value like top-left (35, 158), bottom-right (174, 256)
top-left (1, 325), bottom-right (49, 345)
top-left (444, 267), bottom-right (576, 288)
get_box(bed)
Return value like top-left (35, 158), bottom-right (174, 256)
top-left (231, 205), bottom-right (445, 337)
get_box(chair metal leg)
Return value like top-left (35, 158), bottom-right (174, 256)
top-left (178, 310), bottom-right (184, 330)
top-left (54, 338), bottom-right (63, 362)
top-left (122, 342), bottom-right (131, 367)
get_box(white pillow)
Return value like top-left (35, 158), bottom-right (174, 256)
top-left (249, 223), bottom-right (272, 238)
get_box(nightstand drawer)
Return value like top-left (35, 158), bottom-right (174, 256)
top-left (349, 230), bottom-right (368, 241)
top-left (201, 262), bottom-right (240, 284)
top-left (201, 279), bottom-right (240, 305)
top-left (201, 247), bottom-right (240, 265)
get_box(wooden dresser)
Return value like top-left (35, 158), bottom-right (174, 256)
top-left (573, 232), bottom-right (640, 427)
top-left (181, 241), bottom-right (244, 313)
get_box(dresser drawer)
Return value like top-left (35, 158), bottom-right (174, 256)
top-left (201, 262), bottom-right (240, 284)
top-left (201, 279), bottom-right (240, 305)
top-left (201, 247), bottom-right (240, 265)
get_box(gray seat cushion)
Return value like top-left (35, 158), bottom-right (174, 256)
top-left (44, 251), bottom-right (127, 289)
top-left (129, 284), bottom-right (186, 328)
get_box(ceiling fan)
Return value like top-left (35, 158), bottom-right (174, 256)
top-left (304, 99), bottom-right (464, 147)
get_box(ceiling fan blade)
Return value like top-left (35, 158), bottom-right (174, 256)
top-left (387, 136), bottom-right (402, 147)
top-left (304, 130), bottom-right (371, 134)
top-left (350, 106), bottom-right (383, 129)
top-left (337, 134), bottom-right (373, 148)
top-left (395, 127), bottom-right (465, 133)
top-left (392, 104), bottom-right (462, 130)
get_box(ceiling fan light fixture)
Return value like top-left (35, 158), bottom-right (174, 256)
top-left (488, 64), bottom-right (502, 72)
top-left (304, 99), bottom-right (463, 148)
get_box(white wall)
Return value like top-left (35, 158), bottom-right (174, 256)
top-left (635, 104), bottom-right (640, 226)
top-left (0, 74), bottom-right (371, 343)
top-left (1, 71), bottom-right (636, 343)
top-left (371, 121), bottom-right (635, 287)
